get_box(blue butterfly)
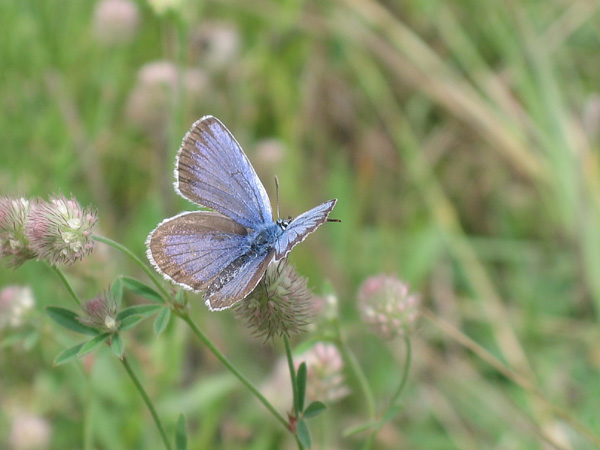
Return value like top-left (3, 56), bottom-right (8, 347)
top-left (146, 116), bottom-right (337, 311)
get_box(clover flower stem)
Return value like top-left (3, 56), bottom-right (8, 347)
top-left (92, 235), bottom-right (170, 301)
top-left (364, 336), bottom-right (412, 449)
top-left (178, 313), bottom-right (288, 430)
top-left (283, 335), bottom-right (299, 417)
top-left (387, 336), bottom-right (411, 414)
top-left (332, 318), bottom-right (376, 420)
top-left (422, 308), bottom-right (600, 448)
top-left (50, 264), bottom-right (81, 307)
top-left (120, 356), bottom-right (172, 450)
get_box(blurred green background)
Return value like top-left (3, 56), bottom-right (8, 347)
top-left (2, 0), bottom-right (600, 448)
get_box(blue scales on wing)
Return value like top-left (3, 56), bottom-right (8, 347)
top-left (275, 199), bottom-right (337, 261)
top-left (146, 211), bottom-right (252, 292)
top-left (175, 116), bottom-right (273, 229)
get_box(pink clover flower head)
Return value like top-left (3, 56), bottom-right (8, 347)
top-left (358, 275), bottom-right (420, 340)
top-left (9, 412), bottom-right (51, 450)
top-left (0, 196), bottom-right (37, 267)
top-left (0, 285), bottom-right (35, 329)
top-left (298, 342), bottom-right (350, 404)
top-left (26, 194), bottom-right (98, 266)
top-left (92, 0), bottom-right (140, 46)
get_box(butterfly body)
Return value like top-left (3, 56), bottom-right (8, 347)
top-left (146, 116), bottom-right (337, 311)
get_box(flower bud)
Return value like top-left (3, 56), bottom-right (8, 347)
top-left (79, 291), bottom-right (119, 332)
top-left (235, 260), bottom-right (313, 340)
top-left (0, 196), bottom-right (36, 267)
top-left (358, 275), bottom-right (420, 340)
top-left (26, 194), bottom-right (97, 266)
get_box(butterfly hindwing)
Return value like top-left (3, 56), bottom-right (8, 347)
top-left (146, 211), bottom-right (250, 292)
top-left (175, 116), bottom-right (273, 229)
top-left (204, 248), bottom-right (275, 311)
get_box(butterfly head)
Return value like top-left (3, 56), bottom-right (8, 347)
top-left (276, 217), bottom-right (292, 230)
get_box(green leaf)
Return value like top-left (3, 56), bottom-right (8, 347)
top-left (119, 315), bottom-right (146, 331)
top-left (46, 307), bottom-right (98, 336)
top-left (54, 342), bottom-right (86, 366)
top-left (296, 362), bottom-right (307, 413)
top-left (175, 289), bottom-right (186, 306)
top-left (111, 278), bottom-right (123, 308)
top-left (121, 277), bottom-right (165, 303)
top-left (297, 419), bottom-right (311, 449)
top-left (111, 333), bottom-right (124, 358)
top-left (78, 333), bottom-right (110, 357)
top-left (153, 307), bottom-right (171, 336)
top-left (117, 304), bottom-right (164, 321)
top-left (175, 414), bottom-right (187, 450)
top-left (303, 401), bottom-right (327, 419)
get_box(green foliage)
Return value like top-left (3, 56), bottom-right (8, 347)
top-left (303, 402), bottom-right (326, 419)
top-left (46, 306), bottom-right (98, 336)
top-left (295, 362), bottom-right (307, 413)
top-left (175, 414), bottom-right (187, 450)
top-left (154, 307), bottom-right (171, 336)
top-left (120, 277), bottom-right (165, 304)
top-left (78, 333), bottom-right (111, 357)
top-left (296, 419), bottom-right (311, 449)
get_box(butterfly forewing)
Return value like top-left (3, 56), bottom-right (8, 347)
top-left (147, 211), bottom-right (250, 292)
top-left (275, 199), bottom-right (337, 260)
top-left (176, 116), bottom-right (273, 229)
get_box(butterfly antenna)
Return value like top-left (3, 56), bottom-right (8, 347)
top-left (274, 175), bottom-right (281, 219)
top-left (327, 218), bottom-right (342, 223)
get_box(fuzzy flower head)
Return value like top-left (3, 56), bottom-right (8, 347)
top-left (235, 260), bottom-right (313, 340)
top-left (26, 194), bottom-right (97, 266)
top-left (9, 412), bottom-right (51, 450)
top-left (79, 291), bottom-right (119, 332)
top-left (358, 275), bottom-right (420, 340)
top-left (0, 197), bottom-right (36, 267)
top-left (0, 285), bottom-right (35, 329)
top-left (92, 0), bottom-right (140, 46)
top-left (298, 342), bottom-right (350, 404)
top-left (189, 22), bottom-right (240, 71)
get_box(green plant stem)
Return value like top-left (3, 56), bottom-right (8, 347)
top-left (386, 336), bottom-right (411, 415)
top-left (332, 319), bottom-right (376, 420)
top-left (92, 234), bottom-right (171, 301)
top-left (50, 264), bottom-right (81, 307)
top-left (120, 356), bottom-right (172, 450)
top-left (422, 309), bottom-right (600, 448)
top-left (283, 335), bottom-right (299, 417)
top-left (179, 313), bottom-right (288, 430)
top-left (364, 336), bottom-right (412, 449)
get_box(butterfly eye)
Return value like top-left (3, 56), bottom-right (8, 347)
top-left (276, 218), bottom-right (290, 230)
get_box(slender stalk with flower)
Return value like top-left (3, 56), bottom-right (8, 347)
top-left (0, 194), bottom-right (174, 449)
